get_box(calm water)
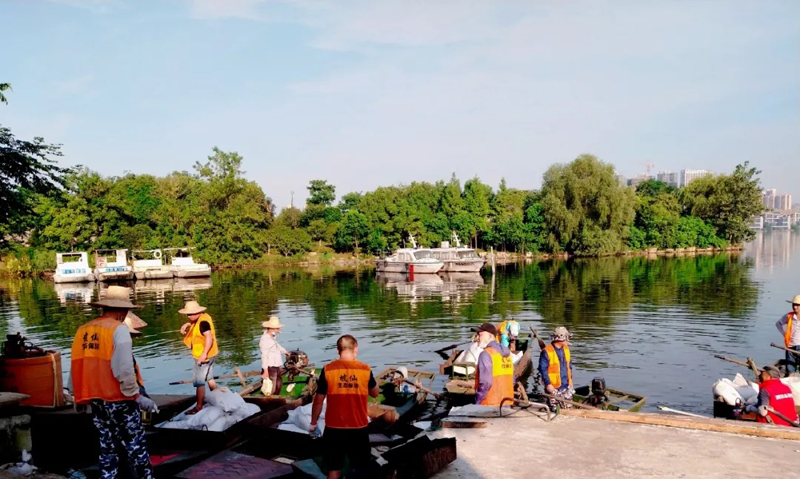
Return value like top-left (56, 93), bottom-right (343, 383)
top-left (1, 232), bottom-right (798, 414)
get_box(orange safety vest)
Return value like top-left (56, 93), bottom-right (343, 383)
top-left (475, 346), bottom-right (514, 406)
top-left (323, 359), bottom-right (372, 429)
top-left (71, 317), bottom-right (129, 405)
top-left (784, 312), bottom-right (795, 348)
top-left (543, 344), bottom-right (572, 389)
top-left (183, 313), bottom-right (219, 360)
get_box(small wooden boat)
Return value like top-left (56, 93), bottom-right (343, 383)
top-left (572, 384), bottom-right (647, 412)
top-left (240, 366), bottom-right (319, 407)
top-left (373, 367), bottom-right (436, 422)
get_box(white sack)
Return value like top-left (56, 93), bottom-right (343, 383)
top-left (206, 389), bottom-right (247, 413)
top-left (207, 415), bottom-right (229, 432)
top-left (186, 406), bottom-right (225, 428)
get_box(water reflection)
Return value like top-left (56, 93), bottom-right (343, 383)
top-left (0, 234), bottom-right (791, 413)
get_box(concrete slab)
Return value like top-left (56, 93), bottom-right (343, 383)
top-left (431, 414), bottom-right (800, 479)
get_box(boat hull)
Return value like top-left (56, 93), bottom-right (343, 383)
top-left (407, 262), bottom-right (443, 274)
top-left (375, 261), bottom-right (407, 273)
top-left (135, 269), bottom-right (174, 280)
top-left (441, 260), bottom-right (484, 273)
top-left (53, 273), bottom-right (95, 284)
top-left (95, 270), bottom-right (135, 282)
top-left (173, 268), bottom-right (212, 278)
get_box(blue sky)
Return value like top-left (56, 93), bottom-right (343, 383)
top-left (2, 0), bottom-right (799, 209)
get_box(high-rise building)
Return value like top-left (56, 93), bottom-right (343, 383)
top-left (762, 189), bottom-right (777, 209)
top-left (656, 170), bottom-right (679, 187)
top-left (775, 193), bottom-right (793, 211)
top-left (680, 169), bottom-right (712, 187)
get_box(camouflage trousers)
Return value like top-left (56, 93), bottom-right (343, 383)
top-left (547, 387), bottom-right (574, 411)
top-left (90, 399), bottom-right (153, 479)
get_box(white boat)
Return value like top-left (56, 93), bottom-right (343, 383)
top-left (375, 235), bottom-right (444, 274)
top-left (165, 248), bottom-right (211, 278)
top-left (431, 232), bottom-right (485, 273)
top-left (131, 249), bottom-right (173, 280)
top-left (93, 249), bottom-right (134, 282)
top-left (53, 282), bottom-right (95, 305)
top-left (53, 252), bottom-right (95, 283)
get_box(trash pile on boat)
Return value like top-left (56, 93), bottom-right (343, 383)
top-left (157, 388), bottom-right (260, 431)
top-left (713, 373), bottom-right (800, 407)
top-left (278, 401), bottom-right (329, 434)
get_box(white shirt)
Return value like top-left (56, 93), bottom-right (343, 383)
top-left (260, 332), bottom-right (287, 369)
top-left (776, 312), bottom-right (800, 347)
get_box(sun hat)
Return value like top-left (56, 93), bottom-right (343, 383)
top-left (90, 286), bottom-right (141, 309)
top-left (262, 316), bottom-right (284, 329)
top-left (551, 326), bottom-right (571, 342)
top-left (761, 365), bottom-right (781, 379)
top-left (178, 300), bottom-right (206, 315)
top-left (787, 295), bottom-right (800, 305)
top-left (124, 312), bottom-right (148, 336)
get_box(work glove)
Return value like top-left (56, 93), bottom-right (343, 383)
top-left (136, 395), bottom-right (160, 414)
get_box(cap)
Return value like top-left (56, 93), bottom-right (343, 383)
top-left (761, 365), bottom-right (781, 379)
top-left (475, 322), bottom-right (498, 336)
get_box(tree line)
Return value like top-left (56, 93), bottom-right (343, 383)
top-left (1, 116), bottom-right (765, 270)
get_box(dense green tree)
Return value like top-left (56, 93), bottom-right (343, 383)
top-left (266, 225), bottom-right (312, 256)
top-left (277, 207), bottom-right (303, 229)
top-left (336, 210), bottom-right (370, 252)
top-left (307, 179), bottom-right (336, 206)
top-left (541, 154), bottom-right (637, 255)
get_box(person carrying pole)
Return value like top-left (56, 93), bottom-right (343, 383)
top-left (775, 295), bottom-right (800, 373)
top-left (744, 365), bottom-right (798, 427)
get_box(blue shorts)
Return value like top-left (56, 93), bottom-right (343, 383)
top-left (192, 358), bottom-right (215, 387)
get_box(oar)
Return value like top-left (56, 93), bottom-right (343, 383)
top-left (169, 369), bottom-right (260, 385)
top-left (404, 379), bottom-right (444, 400)
top-left (766, 406), bottom-right (800, 428)
top-left (657, 406), bottom-right (708, 418)
top-left (537, 392), bottom-right (596, 410)
top-left (434, 341), bottom-right (471, 354)
top-left (770, 343), bottom-right (800, 357)
top-left (530, 327), bottom-right (546, 350)
top-left (713, 354), bottom-right (750, 367)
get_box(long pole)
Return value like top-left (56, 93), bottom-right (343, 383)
top-left (771, 342), bottom-right (800, 357)
top-left (657, 406), bottom-right (708, 418)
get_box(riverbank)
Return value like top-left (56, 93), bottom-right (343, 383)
top-left (433, 414), bottom-right (799, 478)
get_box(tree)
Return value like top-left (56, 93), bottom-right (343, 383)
top-left (680, 162), bottom-right (764, 244)
top-left (632, 180), bottom-right (681, 249)
top-left (266, 225), bottom-right (312, 256)
top-left (277, 207), bottom-right (303, 229)
top-left (0, 83), bottom-right (10, 104)
top-left (336, 210), bottom-right (370, 252)
top-left (0, 126), bottom-right (68, 246)
top-left (307, 179), bottom-right (336, 206)
top-left (540, 154), bottom-right (636, 255)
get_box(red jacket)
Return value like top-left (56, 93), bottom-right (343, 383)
top-left (757, 379), bottom-right (798, 427)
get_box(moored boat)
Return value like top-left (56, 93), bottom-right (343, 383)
top-left (53, 252), bottom-right (94, 283)
top-left (93, 249), bottom-right (134, 282)
top-left (166, 247), bottom-right (212, 278)
top-left (431, 231), bottom-right (485, 273)
top-left (572, 379), bottom-right (647, 412)
top-left (132, 249), bottom-right (173, 280)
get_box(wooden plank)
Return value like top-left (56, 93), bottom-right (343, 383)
top-left (559, 409), bottom-right (800, 441)
top-left (442, 417), bottom-right (488, 428)
top-left (0, 392), bottom-right (30, 409)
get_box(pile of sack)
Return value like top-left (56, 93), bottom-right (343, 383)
top-left (277, 401), bottom-right (327, 435)
top-left (158, 388), bottom-right (261, 432)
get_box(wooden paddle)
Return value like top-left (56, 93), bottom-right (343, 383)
top-left (770, 343), bottom-right (800, 357)
top-left (404, 379), bottom-right (444, 400)
top-left (530, 327), bottom-right (547, 350)
top-left (169, 369), bottom-right (260, 385)
top-left (766, 406), bottom-right (800, 428)
top-left (713, 354), bottom-right (750, 367)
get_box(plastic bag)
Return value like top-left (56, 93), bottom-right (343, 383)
top-left (207, 415), bottom-right (229, 432)
top-left (186, 406), bottom-right (225, 427)
top-left (206, 389), bottom-right (247, 413)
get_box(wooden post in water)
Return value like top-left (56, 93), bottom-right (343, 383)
top-left (490, 247), bottom-right (496, 275)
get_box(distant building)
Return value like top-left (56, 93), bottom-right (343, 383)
top-left (749, 216), bottom-right (764, 230)
top-left (680, 169), bottom-right (712, 187)
top-left (627, 175), bottom-right (649, 188)
top-left (762, 189), bottom-right (777, 209)
top-left (764, 213), bottom-right (791, 229)
top-left (616, 174), bottom-right (627, 187)
top-left (656, 170), bottom-right (679, 188)
top-left (775, 193), bottom-right (793, 211)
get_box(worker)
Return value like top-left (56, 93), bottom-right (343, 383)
top-left (309, 335), bottom-right (379, 479)
top-left (775, 295), bottom-right (800, 373)
top-left (124, 311), bottom-right (149, 397)
top-left (179, 300), bottom-right (218, 414)
top-left (745, 365), bottom-right (798, 426)
top-left (539, 326), bottom-right (573, 410)
top-left (70, 286), bottom-right (158, 479)
top-left (497, 318), bottom-right (520, 351)
top-left (474, 322), bottom-right (514, 406)
top-left (259, 316), bottom-right (288, 396)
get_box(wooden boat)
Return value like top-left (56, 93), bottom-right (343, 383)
top-left (240, 366), bottom-right (319, 406)
top-left (373, 367), bottom-right (436, 422)
top-left (572, 384), bottom-right (647, 412)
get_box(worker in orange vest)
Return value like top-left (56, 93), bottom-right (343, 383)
top-left (70, 286), bottom-right (158, 479)
top-left (179, 300), bottom-right (219, 414)
top-left (745, 365), bottom-right (798, 426)
top-left (474, 322), bottom-right (514, 406)
top-left (539, 326), bottom-right (573, 411)
top-left (309, 335), bottom-right (379, 479)
top-left (775, 295), bottom-right (800, 373)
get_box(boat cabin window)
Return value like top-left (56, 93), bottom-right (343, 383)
top-left (399, 253), bottom-right (413, 262)
top-left (60, 254), bottom-right (84, 264)
top-left (457, 250), bottom-right (479, 259)
top-left (414, 250), bottom-right (433, 260)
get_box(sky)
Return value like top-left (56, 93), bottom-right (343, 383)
top-left (2, 0), bottom-right (799, 209)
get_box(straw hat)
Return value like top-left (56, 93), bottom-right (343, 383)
top-left (262, 316), bottom-right (284, 329)
top-left (124, 312), bottom-right (148, 336)
top-left (90, 286), bottom-right (141, 309)
top-left (787, 295), bottom-right (800, 305)
top-left (178, 300), bottom-right (207, 315)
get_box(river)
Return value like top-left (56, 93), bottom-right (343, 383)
top-left (1, 231), bottom-right (797, 414)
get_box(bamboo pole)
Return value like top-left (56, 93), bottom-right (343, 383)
top-left (771, 343), bottom-right (800, 357)
top-left (713, 355), bottom-right (749, 367)
top-left (559, 409), bottom-right (800, 441)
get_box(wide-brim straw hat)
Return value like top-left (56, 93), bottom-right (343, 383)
top-left (262, 316), bottom-right (284, 329)
top-left (787, 295), bottom-right (800, 305)
top-left (178, 300), bottom-right (207, 315)
top-left (90, 286), bottom-right (141, 309)
top-left (124, 312), bottom-right (148, 336)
